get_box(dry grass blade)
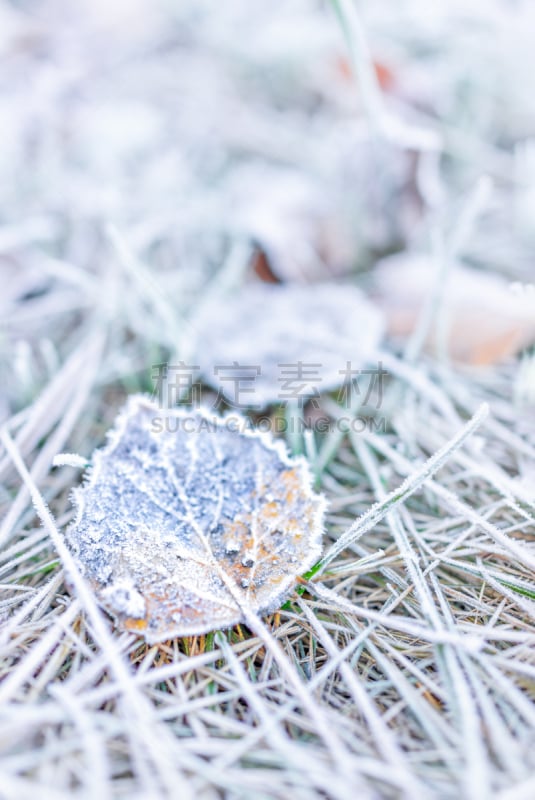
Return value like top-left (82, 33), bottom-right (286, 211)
top-left (319, 402), bottom-right (488, 570)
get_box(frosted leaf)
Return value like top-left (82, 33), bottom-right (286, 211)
top-left (195, 283), bottom-right (384, 407)
top-left (66, 396), bottom-right (325, 642)
top-left (374, 254), bottom-right (535, 365)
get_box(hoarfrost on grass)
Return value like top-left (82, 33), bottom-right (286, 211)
top-left (2, 0), bottom-right (535, 798)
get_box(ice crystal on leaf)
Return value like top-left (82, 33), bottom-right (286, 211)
top-left (67, 396), bottom-right (325, 642)
top-left (195, 283), bottom-right (384, 407)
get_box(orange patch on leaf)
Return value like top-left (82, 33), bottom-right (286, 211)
top-left (124, 617), bottom-right (148, 631)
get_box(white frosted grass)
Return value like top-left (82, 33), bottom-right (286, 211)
top-left (319, 402), bottom-right (488, 570)
top-left (364, 429), bottom-right (535, 572)
top-left (0, 430), bottom-right (201, 799)
top-left (1, 0), bottom-right (535, 797)
top-left (0, 333), bottom-right (105, 547)
top-left (332, 0), bottom-right (441, 151)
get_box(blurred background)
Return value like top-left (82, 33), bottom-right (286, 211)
top-left (1, 0), bottom-right (534, 417)
top-left (2, 8), bottom-right (535, 796)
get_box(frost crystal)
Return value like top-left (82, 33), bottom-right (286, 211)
top-left (195, 283), bottom-right (384, 407)
top-left (67, 396), bottom-right (325, 642)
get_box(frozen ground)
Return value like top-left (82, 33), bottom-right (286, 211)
top-left (1, 1), bottom-right (535, 798)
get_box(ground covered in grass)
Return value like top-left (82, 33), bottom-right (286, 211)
top-left (1, 1), bottom-right (534, 798)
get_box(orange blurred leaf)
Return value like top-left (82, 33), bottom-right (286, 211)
top-left (374, 255), bottom-right (535, 365)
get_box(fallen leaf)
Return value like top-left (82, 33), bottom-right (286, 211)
top-left (222, 165), bottom-right (358, 281)
top-left (66, 396), bottom-right (325, 642)
top-left (195, 283), bottom-right (384, 407)
top-left (374, 254), bottom-right (535, 365)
